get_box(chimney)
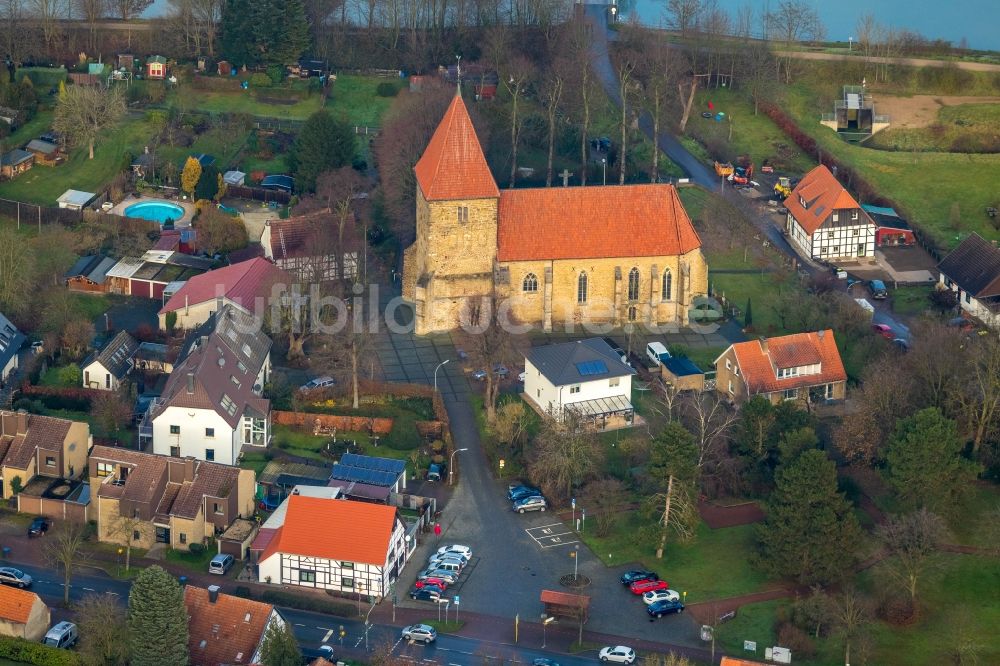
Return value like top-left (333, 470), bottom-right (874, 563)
top-left (207, 585), bottom-right (220, 604)
top-left (0, 411), bottom-right (15, 436)
top-left (186, 372), bottom-right (195, 394)
top-left (817, 329), bottom-right (826, 339)
top-left (185, 456), bottom-right (196, 482)
top-left (216, 296), bottom-right (223, 314)
top-left (16, 409), bottom-right (28, 435)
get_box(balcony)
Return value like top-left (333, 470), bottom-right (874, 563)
top-left (137, 398), bottom-right (163, 450)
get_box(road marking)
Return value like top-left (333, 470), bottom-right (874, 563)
top-left (321, 629), bottom-right (333, 642)
top-left (294, 623), bottom-right (305, 627)
top-left (526, 525), bottom-right (579, 549)
top-left (540, 538), bottom-right (579, 548)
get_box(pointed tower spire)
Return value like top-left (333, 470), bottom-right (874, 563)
top-left (414, 94), bottom-right (499, 201)
top-left (455, 55), bottom-right (462, 97)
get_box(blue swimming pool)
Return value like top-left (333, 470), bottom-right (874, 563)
top-left (123, 200), bottom-right (185, 224)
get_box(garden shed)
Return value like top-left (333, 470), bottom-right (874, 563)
top-left (661, 356), bottom-right (705, 392)
top-left (25, 139), bottom-right (60, 165)
top-left (57, 189), bottom-right (96, 211)
top-left (64, 255), bottom-right (116, 292)
top-left (223, 170), bottom-right (246, 186)
top-left (0, 149), bottom-right (33, 179)
top-left (147, 55), bottom-right (167, 79)
top-left (260, 174), bottom-right (293, 194)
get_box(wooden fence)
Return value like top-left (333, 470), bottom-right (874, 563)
top-left (226, 184), bottom-right (291, 204)
top-left (272, 410), bottom-right (394, 435)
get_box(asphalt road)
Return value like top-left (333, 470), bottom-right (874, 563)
top-left (7, 563), bottom-right (606, 665)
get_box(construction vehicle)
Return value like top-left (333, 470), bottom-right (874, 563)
top-left (731, 157), bottom-right (754, 185)
top-left (760, 161), bottom-right (775, 174)
top-left (714, 161), bottom-right (733, 177)
top-left (773, 176), bottom-right (793, 199)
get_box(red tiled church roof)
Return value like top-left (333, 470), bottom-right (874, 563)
top-left (497, 184), bottom-right (702, 262)
top-left (413, 95), bottom-right (499, 202)
top-left (785, 165), bottom-right (868, 235)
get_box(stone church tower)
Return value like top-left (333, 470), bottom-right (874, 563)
top-left (402, 94), bottom-right (500, 334)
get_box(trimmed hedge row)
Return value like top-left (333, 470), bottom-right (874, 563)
top-left (260, 590), bottom-right (354, 617)
top-left (0, 637), bottom-right (80, 666)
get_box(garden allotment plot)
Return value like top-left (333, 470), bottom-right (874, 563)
top-left (526, 523), bottom-right (579, 549)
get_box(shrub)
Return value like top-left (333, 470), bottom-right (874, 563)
top-left (260, 590), bottom-right (353, 617)
top-left (0, 636), bottom-right (80, 665)
top-left (249, 72), bottom-right (271, 88)
top-left (376, 81), bottom-right (399, 97)
top-left (776, 623), bottom-right (816, 658)
top-left (188, 542), bottom-right (206, 555)
top-left (267, 65), bottom-right (284, 85)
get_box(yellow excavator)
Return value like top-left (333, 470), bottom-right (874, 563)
top-left (773, 176), bottom-right (793, 199)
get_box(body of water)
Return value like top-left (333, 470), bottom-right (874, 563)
top-left (143, 0), bottom-right (999, 52)
top-left (623, 0), bottom-right (999, 52)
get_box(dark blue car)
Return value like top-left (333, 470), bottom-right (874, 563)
top-left (507, 485), bottom-right (542, 501)
top-left (647, 599), bottom-right (685, 618)
top-left (620, 570), bottom-right (658, 586)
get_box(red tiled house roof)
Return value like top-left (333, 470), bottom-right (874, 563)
top-left (497, 184), bottom-right (702, 261)
top-left (727, 330), bottom-right (846, 394)
top-left (0, 586), bottom-right (40, 624)
top-left (413, 95), bottom-right (499, 201)
top-left (259, 495), bottom-right (398, 567)
top-left (159, 258), bottom-right (289, 315)
top-left (784, 165), bottom-right (869, 235)
top-left (185, 586), bottom-right (274, 666)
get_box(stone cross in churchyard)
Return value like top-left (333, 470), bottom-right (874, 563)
top-left (559, 169), bottom-right (573, 187)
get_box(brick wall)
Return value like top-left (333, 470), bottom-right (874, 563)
top-left (16, 495), bottom-right (89, 522)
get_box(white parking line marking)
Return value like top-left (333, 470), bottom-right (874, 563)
top-left (321, 629), bottom-right (333, 642)
top-left (540, 539), bottom-right (579, 548)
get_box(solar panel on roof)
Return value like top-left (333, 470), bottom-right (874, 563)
top-left (330, 463), bottom-right (400, 487)
top-left (339, 453), bottom-right (407, 475)
top-left (575, 360), bottom-right (608, 376)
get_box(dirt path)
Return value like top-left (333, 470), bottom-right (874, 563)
top-left (872, 94), bottom-right (1000, 128)
top-left (698, 499), bottom-right (765, 529)
top-left (776, 50), bottom-right (1000, 72)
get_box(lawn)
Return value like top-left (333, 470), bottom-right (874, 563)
top-left (715, 599), bottom-right (781, 659)
top-left (783, 83), bottom-right (1000, 250)
top-left (890, 285), bottom-right (933, 316)
top-left (684, 87), bottom-right (815, 175)
top-left (239, 451), bottom-right (272, 475)
top-left (326, 75), bottom-right (399, 127)
top-left (867, 103), bottom-right (1000, 153)
top-left (270, 424), bottom-right (417, 472)
top-left (578, 517), bottom-right (774, 601)
top-left (2, 109), bottom-right (54, 148)
top-left (710, 270), bottom-right (800, 336)
top-left (158, 125), bottom-right (250, 174)
top-left (181, 89), bottom-right (325, 120)
top-left (165, 545), bottom-right (216, 574)
top-left (0, 113), bottom-right (158, 205)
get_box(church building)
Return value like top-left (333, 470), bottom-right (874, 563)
top-left (402, 94), bottom-right (709, 335)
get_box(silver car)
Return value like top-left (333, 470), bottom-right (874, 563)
top-left (513, 495), bottom-right (547, 513)
top-left (0, 567), bottom-right (32, 588)
top-left (401, 624), bottom-right (437, 644)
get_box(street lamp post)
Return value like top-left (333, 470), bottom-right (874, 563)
top-left (364, 598), bottom-right (376, 651)
top-left (433, 359), bottom-right (450, 393)
top-left (601, 158), bottom-right (607, 185)
top-left (448, 448), bottom-right (469, 486)
top-left (573, 544), bottom-right (579, 580)
top-left (542, 615), bottom-right (555, 648)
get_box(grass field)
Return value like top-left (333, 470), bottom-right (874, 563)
top-left (325, 75), bottom-right (398, 126)
top-left (165, 545), bottom-right (216, 573)
top-left (182, 89), bottom-right (325, 120)
top-left (0, 113), bottom-right (157, 205)
top-left (783, 83), bottom-right (1000, 250)
top-left (158, 126), bottom-right (250, 174)
top-left (890, 285), bottom-right (934, 316)
top-left (579, 517), bottom-right (773, 600)
top-left (685, 88), bottom-right (815, 174)
top-left (868, 102), bottom-right (1000, 153)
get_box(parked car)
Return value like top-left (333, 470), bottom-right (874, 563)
top-left (0, 567), bottom-right (32, 589)
top-left (512, 495), bottom-right (547, 513)
top-left (533, 659), bottom-right (561, 666)
top-left (601, 337), bottom-right (629, 365)
top-left (42, 621), bottom-right (78, 649)
top-left (417, 569), bottom-right (459, 584)
top-left (437, 545), bottom-right (473, 559)
top-left (642, 589), bottom-right (681, 605)
top-left (646, 599), bottom-right (685, 618)
top-left (472, 365), bottom-right (509, 381)
top-left (619, 570), bottom-right (658, 586)
top-left (508, 485), bottom-right (542, 502)
top-left (409, 588), bottom-right (441, 602)
top-left (401, 624), bottom-right (437, 644)
top-left (27, 517), bottom-right (49, 537)
top-left (414, 577), bottom-right (449, 591)
top-left (416, 582), bottom-right (446, 596)
top-left (428, 553), bottom-right (468, 569)
top-left (868, 279), bottom-right (888, 299)
top-left (299, 376), bottom-right (336, 392)
top-left (518, 371), bottom-right (526, 383)
top-left (209, 554), bottom-right (234, 575)
top-left (871, 323), bottom-right (895, 339)
top-left (426, 463), bottom-right (445, 482)
top-left (629, 579), bottom-right (669, 595)
top-left (598, 646), bottom-right (636, 664)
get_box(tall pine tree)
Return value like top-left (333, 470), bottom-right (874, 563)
top-left (220, 0), bottom-right (310, 67)
top-left (126, 565), bottom-right (188, 666)
top-left (289, 110), bottom-right (356, 192)
top-left (886, 407), bottom-right (981, 516)
top-left (755, 450), bottom-right (861, 584)
top-left (259, 621), bottom-right (300, 666)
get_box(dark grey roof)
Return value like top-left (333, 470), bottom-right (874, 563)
top-left (0, 312), bottom-right (25, 372)
top-left (339, 453), bottom-right (406, 475)
top-left (25, 139), bottom-right (57, 155)
top-left (89, 331), bottom-right (139, 379)
top-left (167, 254), bottom-right (215, 270)
top-left (938, 233), bottom-right (1000, 299)
top-left (64, 255), bottom-right (115, 283)
top-left (1, 149), bottom-right (32, 167)
top-left (135, 342), bottom-right (170, 363)
top-left (527, 338), bottom-right (636, 387)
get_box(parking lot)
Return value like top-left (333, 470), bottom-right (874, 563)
top-left (526, 523), bottom-right (580, 550)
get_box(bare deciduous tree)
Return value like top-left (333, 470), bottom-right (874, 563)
top-left (540, 64), bottom-right (565, 187)
top-left (43, 520), bottom-right (89, 606)
top-left (502, 56), bottom-right (535, 188)
top-left (109, 514), bottom-right (151, 572)
top-left (664, 0), bottom-right (702, 37)
top-left (53, 85), bottom-right (127, 160)
top-left (0, 228), bottom-right (34, 318)
top-left (679, 391), bottom-right (736, 472)
top-left (527, 410), bottom-right (604, 503)
top-left (28, 0), bottom-right (67, 53)
top-left (75, 593), bottom-right (130, 666)
top-left (876, 509), bottom-right (949, 605)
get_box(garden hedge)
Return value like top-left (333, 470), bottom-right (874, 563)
top-left (0, 637), bottom-right (80, 666)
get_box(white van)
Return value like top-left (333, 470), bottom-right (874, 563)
top-left (646, 342), bottom-right (671, 367)
top-left (435, 561), bottom-right (462, 574)
top-left (42, 621), bottom-right (78, 649)
top-left (209, 553), bottom-right (234, 575)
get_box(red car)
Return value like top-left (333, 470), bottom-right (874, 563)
top-left (630, 579), bottom-right (670, 595)
top-left (415, 577), bottom-right (449, 591)
top-left (871, 323), bottom-right (894, 339)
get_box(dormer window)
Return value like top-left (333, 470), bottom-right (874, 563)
top-left (799, 196), bottom-right (806, 208)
